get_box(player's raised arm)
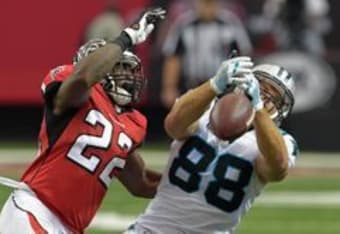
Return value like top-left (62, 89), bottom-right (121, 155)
top-left (53, 8), bottom-right (166, 115)
top-left (116, 151), bottom-right (161, 198)
top-left (254, 109), bottom-right (289, 182)
top-left (239, 73), bottom-right (289, 182)
top-left (164, 56), bottom-right (253, 140)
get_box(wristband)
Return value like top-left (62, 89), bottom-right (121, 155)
top-left (111, 31), bottom-right (133, 51)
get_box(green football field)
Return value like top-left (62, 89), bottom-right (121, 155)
top-left (0, 145), bottom-right (339, 234)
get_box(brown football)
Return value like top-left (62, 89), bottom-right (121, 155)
top-left (209, 91), bottom-right (255, 140)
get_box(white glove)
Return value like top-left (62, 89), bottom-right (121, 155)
top-left (124, 7), bottom-right (166, 45)
top-left (210, 56), bottom-right (253, 95)
top-left (234, 73), bottom-right (264, 111)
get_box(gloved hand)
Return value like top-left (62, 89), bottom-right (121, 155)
top-left (210, 56), bottom-right (253, 95)
top-left (124, 7), bottom-right (166, 45)
top-left (233, 73), bottom-right (264, 111)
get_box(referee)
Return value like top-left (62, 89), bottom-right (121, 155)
top-left (161, 0), bottom-right (252, 108)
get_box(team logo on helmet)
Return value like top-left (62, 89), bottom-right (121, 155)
top-left (73, 38), bottom-right (107, 64)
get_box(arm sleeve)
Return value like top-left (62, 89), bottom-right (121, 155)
top-left (219, 10), bottom-right (252, 55)
top-left (196, 101), bottom-right (216, 135)
top-left (231, 22), bottom-right (252, 55)
top-left (162, 12), bottom-right (195, 57)
top-left (162, 25), bottom-right (185, 57)
top-left (126, 110), bottom-right (148, 152)
top-left (282, 132), bottom-right (299, 168)
top-left (40, 65), bottom-right (74, 108)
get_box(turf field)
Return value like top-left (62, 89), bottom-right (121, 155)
top-left (0, 145), bottom-right (339, 234)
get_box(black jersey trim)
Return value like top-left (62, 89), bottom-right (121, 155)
top-left (43, 81), bottom-right (62, 109)
top-left (43, 81), bottom-right (79, 149)
top-left (45, 105), bottom-right (78, 150)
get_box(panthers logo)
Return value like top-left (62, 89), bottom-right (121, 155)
top-left (260, 51), bottom-right (337, 113)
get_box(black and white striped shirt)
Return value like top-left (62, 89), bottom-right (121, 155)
top-left (163, 10), bottom-right (252, 89)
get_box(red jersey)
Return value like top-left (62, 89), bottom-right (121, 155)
top-left (21, 65), bottom-right (147, 232)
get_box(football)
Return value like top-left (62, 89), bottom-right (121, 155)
top-left (209, 91), bottom-right (255, 140)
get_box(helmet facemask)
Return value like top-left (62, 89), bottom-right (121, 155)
top-left (73, 39), bottom-right (146, 107)
top-left (102, 51), bottom-right (146, 106)
top-left (253, 64), bottom-right (295, 124)
top-left (259, 79), bottom-right (291, 123)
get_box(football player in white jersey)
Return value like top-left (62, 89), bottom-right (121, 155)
top-left (127, 56), bottom-right (299, 234)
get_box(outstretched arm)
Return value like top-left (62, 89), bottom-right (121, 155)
top-left (164, 56), bottom-right (253, 140)
top-left (164, 82), bottom-right (216, 140)
top-left (53, 8), bottom-right (166, 115)
top-left (161, 55), bottom-right (181, 108)
top-left (239, 74), bottom-right (289, 183)
top-left (254, 109), bottom-right (289, 183)
top-left (117, 151), bottom-right (161, 198)
top-left (53, 42), bottom-right (124, 115)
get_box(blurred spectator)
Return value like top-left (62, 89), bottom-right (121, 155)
top-left (248, 0), bottom-right (332, 56)
top-left (248, 0), bottom-right (337, 118)
top-left (160, 0), bottom-right (252, 108)
top-left (82, 0), bottom-right (124, 42)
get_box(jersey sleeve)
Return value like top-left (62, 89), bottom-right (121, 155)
top-left (162, 12), bottom-right (195, 57)
top-left (125, 110), bottom-right (148, 151)
top-left (196, 101), bottom-right (216, 136)
top-left (218, 10), bottom-right (252, 55)
top-left (41, 65), bottom-right (74, 107)
top-left (162, 24), bottom-right (184, 57)
top-left (281, 131), bottom-right (299, 168)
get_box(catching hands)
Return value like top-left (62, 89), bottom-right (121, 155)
top-left (232, 73), bottom-right (264, 111)
top-left (210, 56), bottom-right (253, 95)
top-left (124, 7), bottom-right (166, 45)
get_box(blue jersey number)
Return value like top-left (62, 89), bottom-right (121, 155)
top-left (169, 136), bottom-right (253, 212)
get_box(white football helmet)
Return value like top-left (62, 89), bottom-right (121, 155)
top-left (252, 64), bottom-right (295, 123)
top-left (73, 39), bottom-right (145, 106)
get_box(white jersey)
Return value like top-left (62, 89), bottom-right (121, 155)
top-left (134, 109), bottom-right (298, 234)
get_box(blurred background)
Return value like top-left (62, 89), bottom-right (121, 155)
top-left (0, 0), bottom-right (339, 233)
top-left (1, 0), bottom-right (340, 150)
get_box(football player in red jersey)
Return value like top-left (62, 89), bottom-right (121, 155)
top-left (0, 7), bottom-right (166, 234)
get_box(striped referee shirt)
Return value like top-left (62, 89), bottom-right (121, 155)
top-left (163, 10), bottom-right (252, 89)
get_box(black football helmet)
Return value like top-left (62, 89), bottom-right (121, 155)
top-left (73, 38), bottom-right (145, 106)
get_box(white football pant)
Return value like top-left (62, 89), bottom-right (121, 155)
top-left (0, 177), bottom-right (71, 234)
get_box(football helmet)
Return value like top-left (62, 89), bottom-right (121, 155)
top-left (73, 38), bottom-right (106, 64)
top-left (252, 64), bottom-right (295, 123)
top-left (102, 51), bottom-right (145, 106)
top-left (73, 39), bottom-right (145, 106)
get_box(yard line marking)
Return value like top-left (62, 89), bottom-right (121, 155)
top-left (89, 192), bottom-right (340, 231)
top-left (256, 191), bottom-right (340, 207)
top-left (1, 149), bottom-right (340, 168)
top-left (89, 212), bottom-right (135, 231)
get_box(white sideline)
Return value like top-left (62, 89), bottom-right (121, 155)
top-left (255, 191), bottom-right (340, 206)
top-left (1, 149), bottom-right (340, 168)
top-left (90, 212), bottom-right (136, 231)
top-left (89, 191), bottom-right (340, 231)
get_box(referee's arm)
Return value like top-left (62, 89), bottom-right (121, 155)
top-left (161, 24), bottom-right (185, 109)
